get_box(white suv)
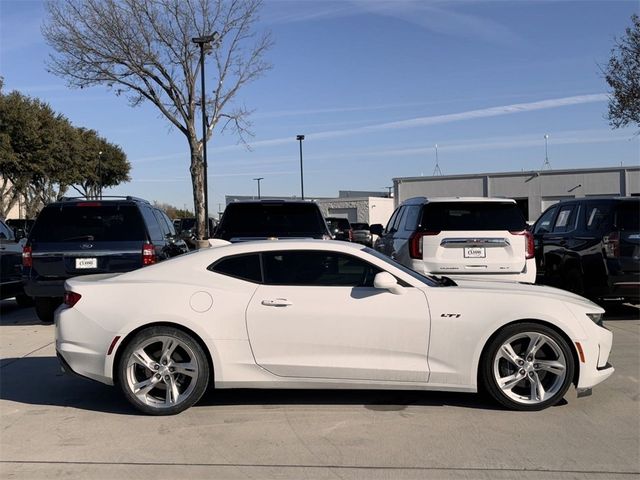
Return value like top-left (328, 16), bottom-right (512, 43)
top-left (371, 197), bottom-right (536, 282)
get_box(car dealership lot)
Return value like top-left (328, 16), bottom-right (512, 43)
top-left (0, 301), bottom-right (638, 480)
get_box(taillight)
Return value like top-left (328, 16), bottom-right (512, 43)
top-left (64, 291), bottom-right (82, 307)
top-left (511, 230), bottom-right (535, 259)
top-left (22, 246), bottom-right (32, 267)
top-left (142, 243), bottom-right (157, 266)
top-left (603, 231), bottom-right (620, 258)
top-left (348, 229), bottom-right (353, 241)
top-left (409, 231), bottom-right (440, 259)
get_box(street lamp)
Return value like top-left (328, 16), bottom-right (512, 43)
top-left (192, 31), bottom-right (220, 239)
top-left (542, 134), bottom-right (551, 170)
top-left (253, 177), bottom-right (264, 199)
top-left (296, 135), bottom-right (305, 199)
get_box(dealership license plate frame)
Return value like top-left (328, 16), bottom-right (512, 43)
top-left (464, 247), bottom-right (486, 258)
top-left (75, 258), bottom-right (98, 269)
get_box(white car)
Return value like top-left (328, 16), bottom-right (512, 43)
top-left (55, 240), bottom-right (613, 415)
top-left (372, 197), bottom-right (536, 283)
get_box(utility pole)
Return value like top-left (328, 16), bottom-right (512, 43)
top-left (296, 135), bottom-right (305, 199)
top-left (253, 177), bottom-right (264, 199)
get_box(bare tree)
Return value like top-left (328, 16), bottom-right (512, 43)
top-left (43, 0), bottom-right (272, 239)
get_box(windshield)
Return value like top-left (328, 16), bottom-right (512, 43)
top-left (363, 247), bottom-right (439, 286)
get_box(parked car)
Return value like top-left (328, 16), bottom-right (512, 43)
top-left (56, 239), bottom-right (612, 415)
top-left (23, 196), bottom-right (189, 323)
top-left (173, 217), bottom-right (216, 250)
top-left (531, 197), bottom-right (639, 304)
top-left (213, 200), bottom-right (331, 242)
top-left (371, 197), bottom-right (535, 282)
top-left (326, 217), bottom-right (353, 241)
top-left (6, 218), bottom-right (35, 240)
top-left (0, 218), bottom-right (31, 306)
top-left (351, 222), bottom-right (373, 246)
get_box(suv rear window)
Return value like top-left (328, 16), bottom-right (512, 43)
top-left (327, 218), bottom-right (351, 230)
top-left (30, 204), bottom-right (146, 242)
top-left (616, 202), bottom-right (640, 231)
top-left (420, 202), bottom-right (526, 231)
top-left (215, 203), bottom-right (327, 240)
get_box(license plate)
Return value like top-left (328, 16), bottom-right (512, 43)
top-left (464, 247), bottom-right (485, 258)
top-left (76, 258), bottom-right (97, 269)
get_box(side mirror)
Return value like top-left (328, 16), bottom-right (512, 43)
top-left (370, 224), bottom-right (383, 236)
top-left (373, 272), bottom-right (405, 295)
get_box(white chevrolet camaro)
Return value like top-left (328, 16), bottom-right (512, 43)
top-left (55, 240), bottom-right (614, 415)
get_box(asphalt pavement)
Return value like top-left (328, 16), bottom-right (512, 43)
top-left (0, 299), bottom-right (638, 480)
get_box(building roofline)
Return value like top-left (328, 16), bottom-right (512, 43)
top-left (393, 165), bottom-right (640, 183)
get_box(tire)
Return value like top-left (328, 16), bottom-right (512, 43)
top-left (118, 326), bottom-right (210, 415)
top-left (480, 322), bottom-right (575, 411)
top-left (15, 293), bottom-right (34, 308)
top-left (34, 297), bottom-right (62, 324)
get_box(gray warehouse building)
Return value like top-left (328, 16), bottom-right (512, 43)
top-left (393, 166), bottom-right (640, 222)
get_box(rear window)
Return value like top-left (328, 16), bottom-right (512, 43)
top-left (30, 204), bottom-right (146, 242)
top-left (215, 203), bottom-right (327, 240)
top-left (327, 218), bottom-right (351, 230)
top-left (420, 202), bottom-right (526, 231)
top-left (351, 223), bottom-right (369, 230)
top-left (616, 202), bottom-right (639, 231)
top-left (208, 254), bottom-right (262, 283)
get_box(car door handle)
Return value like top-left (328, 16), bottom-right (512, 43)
top-left (261, 298), bottom-right (293, 307)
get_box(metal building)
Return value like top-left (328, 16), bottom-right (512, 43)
top-left (393, 166), bottom-right (640, 222)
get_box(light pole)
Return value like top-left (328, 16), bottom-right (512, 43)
top-left (296, 135), bottom-right (305, 199)
top-left (253, 177), bottom-right (264, 199)
top-left (384, 186), bottom-right (393, 198)
top-left (192, 32), bottom-right (220, 239)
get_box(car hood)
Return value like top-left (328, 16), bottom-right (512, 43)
top-left (449, 278), bottom-right (603, 311)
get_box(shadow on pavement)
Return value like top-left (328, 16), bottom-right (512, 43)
top-left (603, 303), bottom-right (639, 321)
top-left (0, 356), bottom-right (519, 414)
top-left (0, 299), bottom-right (41, 326)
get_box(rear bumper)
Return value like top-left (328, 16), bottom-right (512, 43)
top-left (0, 280), bottom-right (25, 300)
top-left (409, 258), bottom-right (536, 283)
top-left (23, 278), bottom-right (66, 298)
top-left (597, 273), bottom-right (640, 302)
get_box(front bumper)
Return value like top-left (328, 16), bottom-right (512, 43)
top-left (575, 323), bottom-right (615, 391)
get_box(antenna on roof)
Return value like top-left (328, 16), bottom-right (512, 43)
top-left (542, 134), bottom-right (552, 170)
top-left (432, 144), bottom-right (442, 176)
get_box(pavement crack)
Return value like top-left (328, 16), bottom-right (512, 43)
top-left (0, 341), bottom-right (54, 369)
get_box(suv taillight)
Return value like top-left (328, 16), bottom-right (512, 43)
top-left (603, 231), bottom-right (620, 258)
top-left (510, 230), bottom-right (535, 259)
top-left (64, 291), bottom-right (82, 307)
top-left (22, 246), bottom-right (32, 267)
top-left (409, 231), bottom-right (440, 259)
top-left (142, 243), bottom-right (157, 266)
top-left (348, 229), bottom-right (353, 242)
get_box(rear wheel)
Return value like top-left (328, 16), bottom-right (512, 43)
top-left (118, 326), bottom-right (210, 415)
top-left (34, 297), bottom-right (62, 324)
top-left (15, 294), bottom-right (34, 308)
top-left (481, 323), bottom-right (574, 411)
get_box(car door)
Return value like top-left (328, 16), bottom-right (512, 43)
top-left (0, 220), bottom-right (22, 291)
top-left (245, 250), bottom-right (431, 383)
top-left (532, 205), bottom-right (559, 281)
top-left (543, 203), bottom-right (579, 286)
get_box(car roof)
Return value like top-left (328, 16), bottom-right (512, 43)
top-left (402, 196), bottom-right (517, 205)
top-left (227, 199), bottom-right (317, 205)
top-left (48, 196), bottom-right (150, 206)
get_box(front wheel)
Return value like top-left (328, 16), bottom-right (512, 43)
top-left (118, 326), bottom-right (210, 415)
top-left (481, 323), bottom-right (575, 411)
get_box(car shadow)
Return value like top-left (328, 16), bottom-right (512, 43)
top-left (0, 356), bottom-right (544, 414)
top-left (0, 299), bottom-right (41, 326)
top-left (603, 303), bottom-right (639, 321)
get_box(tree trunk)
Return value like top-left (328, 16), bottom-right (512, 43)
top-left (189, 140), bottom-right (206, 240)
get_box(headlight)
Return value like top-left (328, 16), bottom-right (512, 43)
top-left (586, 313), bottom-right (603, 325)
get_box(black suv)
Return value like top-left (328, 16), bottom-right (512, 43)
top-left (213, 200), bottom-right (331, 242)
top-left (326, 217), bottom-right (353, 241)
top-left (531, 197), bottom-right (639, 303)
top-left (23, 197), bottom-right (189, 323)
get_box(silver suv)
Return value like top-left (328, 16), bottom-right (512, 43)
top-left (371, 197), bottom-right (535, 282)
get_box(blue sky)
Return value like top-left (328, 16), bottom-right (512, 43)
top-left (1, 0), bottom-right (639, 214)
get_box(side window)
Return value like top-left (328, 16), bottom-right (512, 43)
top-left (0, 220), bottom-right (14, 240)
top-left (585, 204), bottom-right (611, 232)
top-left (403, 206), bottom-right (421, 231)
top-left (533, 207), bottom-right (557, 235)
top-left (383, 208), bottom-right (401, 234)
top-left (153, 209), bottom-right (171, 238)
top-left (389, 207), bottom-right (405, 232)
top-left (140, 206), bottom-right (164, 242)
top-left (553, 205), bottom-right (578, 233)
top-left (262, 251), bottom-right (381, 287)
top-left (208, 254), bottom-right (262, 283)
